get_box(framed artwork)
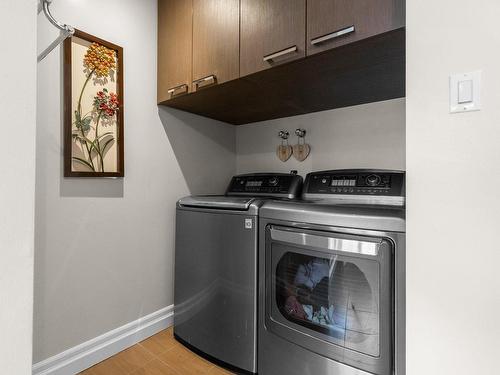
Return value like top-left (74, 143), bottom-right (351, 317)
top-left (64, 29), bottom-right (124, 177)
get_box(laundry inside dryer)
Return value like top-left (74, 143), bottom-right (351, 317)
top-left (275, 249), bottom-right (380, 357)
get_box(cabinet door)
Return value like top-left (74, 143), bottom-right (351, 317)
top-left (158, 0), bottom-right (193, 103)
top-left (307, 0), bottom-right (405, 56)
top-left (192, 0), bottom-right (240, 90)
top-left (240, 0), bottom-right (306, 77)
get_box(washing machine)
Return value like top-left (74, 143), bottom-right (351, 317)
top-left (258, 169), bottom-right (405, 375)
top-left (174, 172), bottom-right (302, 374)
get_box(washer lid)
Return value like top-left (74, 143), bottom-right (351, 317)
top-left (178, 196), bottom-right (256, 211)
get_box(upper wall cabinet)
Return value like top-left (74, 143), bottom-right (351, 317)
top-left (158, 0), bottom-right (406, 124)
top-left (307, 0), bottom-right (405, 55)
top-left (158, 0), bottom-right (193, 103)
top-left (240, 0), bottom-right (306, 77)
top-left (192, 0), bottom-right (240, 90)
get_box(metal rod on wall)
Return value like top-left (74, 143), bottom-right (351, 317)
top-left (38, 0), bottom-right (75, 63)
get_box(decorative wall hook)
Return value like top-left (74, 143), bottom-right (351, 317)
top-left (294, 128), bottom-right (306, 138)
top-left (276, 130), bottom-right (292, 162)
top-left (278, 130), bottom-right (290, 140)
top-left (38, 0), bottom-right (75, 63)
top-left (292, 128), bottom-right (311, 162)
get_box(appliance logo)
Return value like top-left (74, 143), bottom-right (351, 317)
top-left (245, 218), bottom-right (253, 229)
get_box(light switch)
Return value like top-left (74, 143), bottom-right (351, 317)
top-left (450, 71), bottom-right (481, 113)
top-left (458, 79), bottom-right (473, 104)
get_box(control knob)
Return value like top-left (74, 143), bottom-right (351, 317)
top-left (268, 177), bottom-right (279, 186)
top-left (366, 174), bottom-right (381, 186)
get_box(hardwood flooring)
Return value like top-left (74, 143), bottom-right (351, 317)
top-left (78, 327), bottom-right (234, 375)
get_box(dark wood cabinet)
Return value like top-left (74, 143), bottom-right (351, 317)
top-left (307, 0), bottom-right (405, 56)
top-left (192, 0), bottom-right (240, 90)
top-left (240, 0), bottom-right (306, 77)
top-left (165, 30), bottom-right (405, 124)
top-left (157, 0), bottom-right (405, 124)
top-left (158, 0), bottom-right (193, 103)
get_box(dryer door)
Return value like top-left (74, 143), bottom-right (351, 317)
top-left (265, 226), bottom-right (393, 375)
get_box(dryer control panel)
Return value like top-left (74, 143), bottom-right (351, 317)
top-left (303, 169), bottom-right (405, 205)
top-left (226, 173), bottom-right (303, 198)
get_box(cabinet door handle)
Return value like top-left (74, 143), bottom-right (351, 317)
top-left (311, 25), bottom-right (355, 45)
top-left (193, 75), bottom-right (217, 90)
top-left (167, 84), bottom-right (188, 97)
top-left (263, 45), bottom-right (298, 62)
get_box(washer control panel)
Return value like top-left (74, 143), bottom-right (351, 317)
top-left (226, 173), bottom-right (303, 198)
top-left (304, 170), bottom-right (405, 203)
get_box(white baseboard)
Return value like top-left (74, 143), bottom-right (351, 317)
top-left (32, 305), bottom-right (174, 375)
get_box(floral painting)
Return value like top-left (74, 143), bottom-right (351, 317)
top-left (64, 30), bottom-right (124, 177)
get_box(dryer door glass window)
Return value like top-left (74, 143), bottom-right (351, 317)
top-left (270, 231), bottom-right (385, 358)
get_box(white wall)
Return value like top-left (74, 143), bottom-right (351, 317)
top-left (0, 0), bottom-right (36, 374)
top-left (35, 0), bottom-right (235, 363)
top-left (237, 99), bottom-right (405, 176)
top-left (406, 1), bottom-right (500, 374)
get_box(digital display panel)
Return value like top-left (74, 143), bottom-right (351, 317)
top-left (331, 179), bottom-right (356, 187)
top-left (246, 180), bottom-right (263, 187)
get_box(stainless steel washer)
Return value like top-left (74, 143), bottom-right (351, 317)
top-left (174, 173), bottom-right (302, 374)
top-left (258, 170), bottom-right (405, 375)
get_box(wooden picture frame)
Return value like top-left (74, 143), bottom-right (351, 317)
top-left (64, 29), bottom-right (124, 177)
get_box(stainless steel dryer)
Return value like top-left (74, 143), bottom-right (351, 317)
top-left (258, 170), bottom-right (405, 375)
top-left (174, 172), bottom-right (302, 374)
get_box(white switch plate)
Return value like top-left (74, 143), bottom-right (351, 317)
top-left (450, 71), bottom-right (481, 113)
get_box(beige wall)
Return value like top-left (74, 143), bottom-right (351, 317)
top-left (237, 98), bottom-right (406, 176)
top-left (34, 0), bottom-right (235, 363)
top-left (406, 1), bottom-right (500, 374)
top-left (0, 0), bottom-right (36, 373)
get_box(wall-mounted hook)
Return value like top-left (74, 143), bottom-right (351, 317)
top-left (38, 0), bottom-right (75, 63)
top-left (295, 128), bottom-right (306, 138)
top-left (292, 128), bottom-right (310, 162)
top-left (278, 130), bottom-right (290, 140)
top-left (277, 130), bottom-right (292, 162)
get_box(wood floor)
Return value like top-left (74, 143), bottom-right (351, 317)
top-left (79, 327), bottom-right (234, 375)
